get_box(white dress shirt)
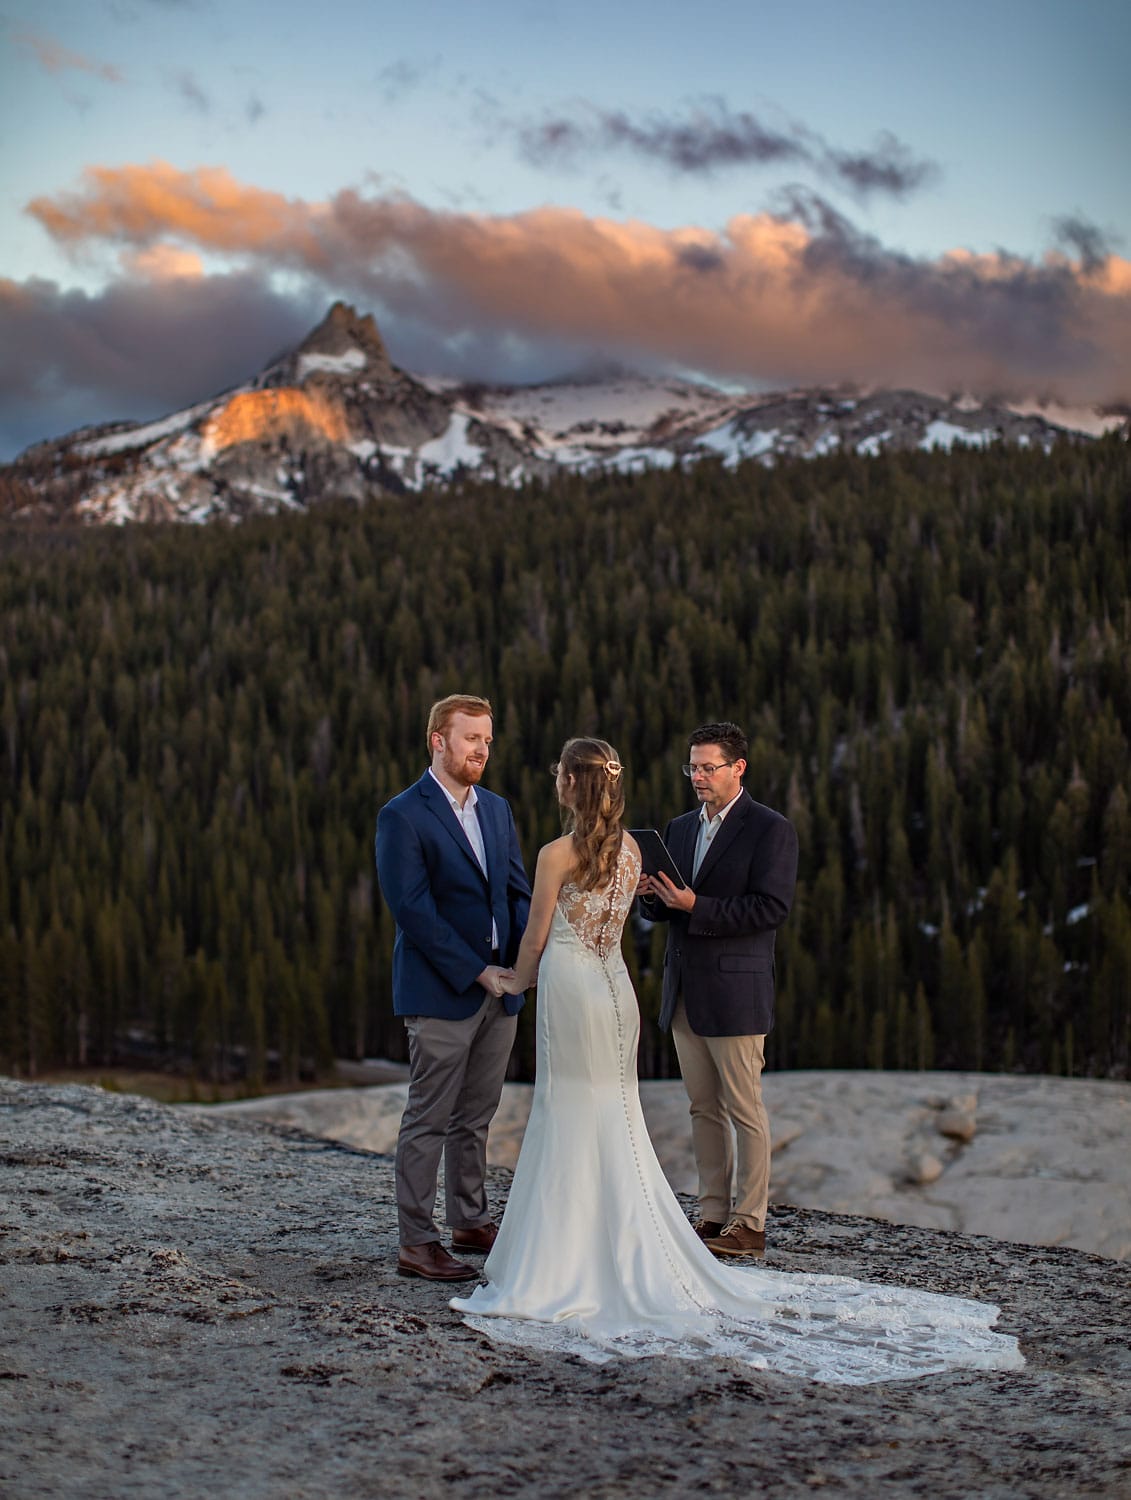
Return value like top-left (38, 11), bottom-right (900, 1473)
top-left (692, 789), bottom-right (742, 879)
top-left (430, 769), bottom-right (498, 949)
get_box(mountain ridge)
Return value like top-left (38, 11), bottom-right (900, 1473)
top-left (3, 300), bottom-right (1126, 525)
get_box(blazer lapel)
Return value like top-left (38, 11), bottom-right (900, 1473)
top-left (418, 773), bottom-right (488, 883)
top-left (671, 815), bottom-right (699, 886)
top-left (692, 792), bottom-right (751, 887)
top-left (479, 796), bottom-right (501, 897)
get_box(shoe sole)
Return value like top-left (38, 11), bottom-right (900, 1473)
top-left (707, 1245), bottom-right (766, 1259)
top-left (450, 1243), bottom-right (492, 1254)
top-left (396, 1266), bottom-right (479, 1281)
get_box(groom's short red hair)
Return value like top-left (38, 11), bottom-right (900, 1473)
top-left (426, 693), bottom-right (494, 748)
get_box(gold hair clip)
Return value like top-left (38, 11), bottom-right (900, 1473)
top-left (604, 760), bottom-right (623, 780)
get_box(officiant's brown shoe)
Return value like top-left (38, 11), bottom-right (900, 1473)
top-left (692, 1219), bottom-right (725, 1241)
top-left (704, 1221), bottom-right (766, 1258)
top-left (397, 1241), bottom-right (478, 1281)
top-left (451, 1222), bottom-right (499, 1254)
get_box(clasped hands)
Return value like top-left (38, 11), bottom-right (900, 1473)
top-left (479, 964), bottom-right (527, 998)
top-left (637, 872), bottom-right (696, 912)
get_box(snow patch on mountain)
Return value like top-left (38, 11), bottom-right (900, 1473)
top-left (296, 348), bottom-right (368, 380)
top-left (921, 420), bottom-right (994, 450)
top-left (76, 402), bottom-right (214, 458)
top-left (697, 421), bottom-right (781, 466)
top-left (418, 412), bottom-right (485, 471)
top-left (472, 374), bottom-right (735, 437)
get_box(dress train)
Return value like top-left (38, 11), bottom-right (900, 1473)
top-left (452, 848), bottom-right (1024, 1385)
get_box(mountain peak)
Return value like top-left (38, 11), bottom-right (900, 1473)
top-left (299, 302), bottom-right (390, 364)
top-left (257, 300), bottom-right (396, 387)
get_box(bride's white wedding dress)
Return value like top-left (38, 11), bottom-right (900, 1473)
top-left (452, 845), bottom-right (1023, 1384)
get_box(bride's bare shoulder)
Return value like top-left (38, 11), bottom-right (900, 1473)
top-left (537, 835), bottom-right (575, 869)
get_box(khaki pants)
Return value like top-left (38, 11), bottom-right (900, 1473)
top-left (671, 1000), bottom-right (770, 1231)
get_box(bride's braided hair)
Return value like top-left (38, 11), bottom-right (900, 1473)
top-left (557, 737), bottom-right (625, 891)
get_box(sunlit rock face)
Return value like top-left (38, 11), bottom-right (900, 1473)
top-left (202, 388), bottom-right (353, 453)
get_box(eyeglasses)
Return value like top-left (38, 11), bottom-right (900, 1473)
top-left (682, 762), bottom-right (735, 778)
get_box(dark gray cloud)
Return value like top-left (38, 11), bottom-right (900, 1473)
top-left (1052, 215), bottom-right (1114, 276)
top-left (0, 272), bottom-right (321, 460)
top-left (775, 187), bottom-right (1099, 376)
top-left (522, 107), bottom-right (804, 172)
top-left (824, 132), bottom-right (937, 199)
top-left (512, 101), bottom-right (938, 200)
top-left (674, 243), bottom-right (727, 274)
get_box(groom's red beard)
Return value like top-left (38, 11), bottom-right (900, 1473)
top-left (440, 747), bottom-right (487, 786)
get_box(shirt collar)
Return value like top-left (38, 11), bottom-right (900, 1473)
top-left (429, 767), bottom-right (478, 814)
top-left (699, 789), bottom-right (742, 827)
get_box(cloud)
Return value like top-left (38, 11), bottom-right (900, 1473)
top-left (0, 270), bottom-right (322, 458)
top-left (173, 70), bottom-right (210, 113)
top-left (520, 106), bottom-right (804, 173)
top-left (1051, 214), bottom-right (1115, 277)
top-left (28, 163), bottom-right (324, 259)
top-left (374, 57), bottom-right (436, 103)
top-left (509, 101), bottom-right (938, 200)
top-left (13, 29), bottom-right (124, 83)
top-left (823, 132), bottom-right (936, 199)
top-left (8, 160), bottom-right (1129, 457)
top-left (123, 242), bottom-right (206, 279)
top-left (246, 94), bottom-right (266, 125)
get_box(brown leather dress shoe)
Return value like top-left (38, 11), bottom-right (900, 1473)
top-left (450, 1222), bottom-right (499, 1254)
top-left (704, 1221), bottom-right (766, 1258)
top-left (397, 1241), bottom-right (479, 1281)
top-left (692, 1219), bottom-right (725, 1241)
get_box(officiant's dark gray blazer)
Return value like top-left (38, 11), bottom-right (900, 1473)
top-left (645, 790), bottom-right (798, 1037)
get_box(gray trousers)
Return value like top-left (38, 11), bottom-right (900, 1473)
top-left (395, 999), bottom-right (517, 1246)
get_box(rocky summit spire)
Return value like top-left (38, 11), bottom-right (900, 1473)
top-left (292, 301), bottom-right (395, 383)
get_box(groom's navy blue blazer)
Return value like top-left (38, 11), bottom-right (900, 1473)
top-left (375, 770), bottom-right (531, 1020)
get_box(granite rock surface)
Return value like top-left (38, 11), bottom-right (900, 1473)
top-left (2, 1078), bottom-right (1129, 1500)
top-left (209, 1069), bottom-right (1131, 1260)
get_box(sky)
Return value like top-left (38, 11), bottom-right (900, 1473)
top-left (1, 0), bottom-right (1129, 459)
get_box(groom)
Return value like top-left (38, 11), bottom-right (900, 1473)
top-left (375, 694), bottom-right (531, 1281)
top-left (640, 721), bottom-right (798, 1259)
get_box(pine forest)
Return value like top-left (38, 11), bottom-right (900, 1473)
top-left (2, 435), bottom-right (1129, 1089)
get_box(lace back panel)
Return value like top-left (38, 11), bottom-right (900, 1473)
top-left (556, 842), bottom-right (642, 960)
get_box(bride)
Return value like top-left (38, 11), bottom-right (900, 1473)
top-left (451, 738), bottom-right (1023, 1384)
